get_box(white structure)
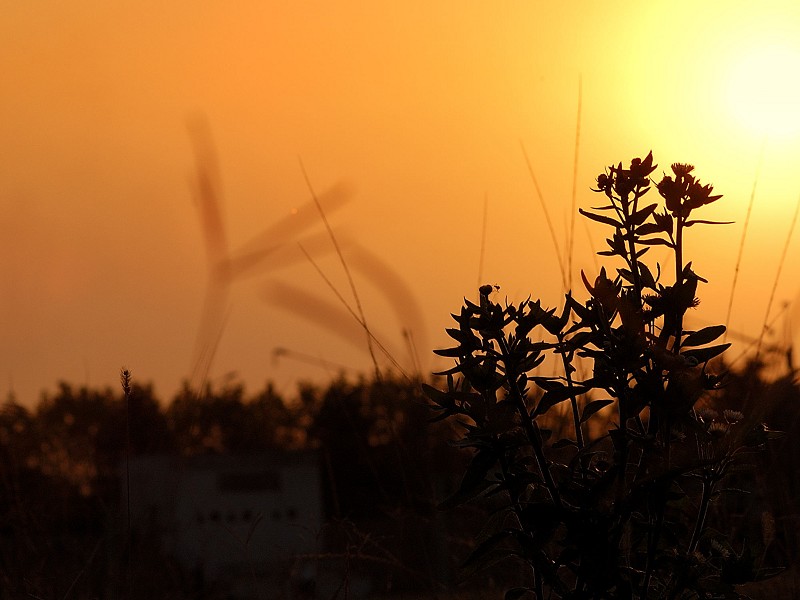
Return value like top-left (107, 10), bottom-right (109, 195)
top-left (124, 451), bottom-right (322, 592)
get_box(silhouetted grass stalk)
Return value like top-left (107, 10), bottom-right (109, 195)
top-left (298, 159), bottom-right (381, 380)
top-left (477, 192), bottom-right (488, 291)
top-left (520, 141), bottom-right (568, 290)
top-left (120, 368), bottom-right (132, 600)
top-left (297, 244), bottom-right (411, 382)
top-left (725, 138), bottom-right (766, 343)
top-left (568, 76), bottom-right (583, 292)
top-left (728, 303), bottom-right (791, 369)
top-left (756, 193), bottom-right (800, 362)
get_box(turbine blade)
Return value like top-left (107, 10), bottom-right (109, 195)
top-left (230, 181), bottom-right (353, 274)
top-left (261, 280), bottom-right (399, 360)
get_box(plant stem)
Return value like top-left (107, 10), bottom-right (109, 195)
top-left (688, 478), bottom-right (713, 555)
top-left (498, 335), bottom-right (562, 508)
top-left (558, 333), bottom-right (584, 449)
top-left (673, 215), bottom-right (685, 354)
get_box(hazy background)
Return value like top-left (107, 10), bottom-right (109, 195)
top-left (2, 1), bottom-right (800, 405)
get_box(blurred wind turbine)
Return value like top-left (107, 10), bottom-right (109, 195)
top-left (188, 120), bottom-right (352, 390)
top-left (187, 120), bottom-right (427, 390)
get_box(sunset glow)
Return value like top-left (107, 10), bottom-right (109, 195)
top-left (727, 42), bottom-right (800, 138)
top-left (1, 1), bottom-right (799, 405)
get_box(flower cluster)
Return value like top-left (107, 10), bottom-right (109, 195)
top-left (657, 162), bottom-right (722, 217)
top-left (594, 151), bottom-right (658, 202)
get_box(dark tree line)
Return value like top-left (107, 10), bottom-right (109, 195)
top-left (0, 363), bottom-right (796, 598)
top-left (0, 374), bottom-right (466, 598)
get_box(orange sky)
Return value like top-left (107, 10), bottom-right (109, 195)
top-left (2, 1), bottom-right (800, 405)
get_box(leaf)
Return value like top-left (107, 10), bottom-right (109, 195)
top-left (433, 346), bottom-right (466, 357)
top-left (438, 448), bottom-right (498, 510)
top-left (682, 325), bottom-right (726, 347)
top-left (552, 438), bottom-right (579, 449)
top-left (617, 268), bottom-right (635, 285)
top-left (638, 237), bottom-right (674, 247)
top-left (564, 330), bottom-right (593, 350)
top-left (581, 399), bottom-right (614, 423)
top-left (681, 343), bottom-right (730, 363)
top-left (534, 384), bottom-right (590, 416)
top-left (421, 383), bottom-right (444, 401)
top-left (461, 448), bottom-right (497, 488)
top-left (684, 219), bottom-right (734, 227)
top-left (462, 530), bottom-right (514, 569)
top-left (630, 202), bottom-right (658, 226)
top-left (505, 588), bottom-right (534, 600)
top-left (446, 327), bottom-right (478, 345)
top-left (532, 377), bottom-right (565, 392)
top-left (636, 222), bottom-right (665, 236)
top-left (579, 208), bottom-right (621, 228)
top-left (638, 262), bottom-right (657, 289)
top-left (433, 363), bottom-right (464, 376)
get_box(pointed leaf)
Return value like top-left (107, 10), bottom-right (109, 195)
top-left (438, 448), bottom-right (498, 510)
top-left (532, 377), bottom-right (566, 392)
top-left (638, 262), bottom-right (657, 289)
top-left (421, 383), bottom-right (446, 403)
top-left (684, 219), bottom-right (734, 227)
top-left (682, 325), bottom-right (726, 347)
top-left (681, 343), bottom-right (730, 363)
top-left (579, 208), bottom-right (621, 228)
top-left (638, 237), bottom-right (674, 247)
top-left (636, 223), bottom-right (665, 236)
top-left (505, 588), bottom-right (534, 600)
top-left (552, 438), bottom-right (579, 449)
top-left (434, 363), bottom-right (465, 376)
top-left (630, 203), bottom-right (658, 226)
top-left (580, 399), bottom-right (614, 423)
top-left (433, 346), bottom-right (466, 358)
top-left (534, 384), bottom-right (590, 416)
top-left (462, 530), bottom-right (514, 569)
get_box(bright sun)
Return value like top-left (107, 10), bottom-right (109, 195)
top-left (727, 42), bottom-right (800, 139)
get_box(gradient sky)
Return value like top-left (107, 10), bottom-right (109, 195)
top-left (2, 1), bottom-right (800, 405)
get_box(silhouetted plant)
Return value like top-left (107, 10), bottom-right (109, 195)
top-left (425, 153), bottom-right (783, 599)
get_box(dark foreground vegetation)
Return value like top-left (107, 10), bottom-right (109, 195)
top-left (423, 154), bottom-right (800, 599)
top-left (2, 156), bottom-right (799, 600)
top-left (0, 359), bottom-right (797, 599)
top-left (0, 374), bottom-right (467, 598)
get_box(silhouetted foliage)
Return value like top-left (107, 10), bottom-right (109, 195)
top-left (425, 154), bottom-right (789, 599)
top-left (0, 287), bottom-right (795, 597)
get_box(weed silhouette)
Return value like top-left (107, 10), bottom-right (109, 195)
top-left (426, 153), bottom-right (783, 599)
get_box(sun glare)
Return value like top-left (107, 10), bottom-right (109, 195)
top-left (727, 42), bottom-right (800, 139)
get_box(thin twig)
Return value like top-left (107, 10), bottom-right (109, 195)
top-left (520, 141), bottom-right (568, 290)
top-left (477, 192), bottom-right (489, 291)
top-left (298, 159), bottom-right (381, 380)
top-left (60, 537), bottom-right (102, 600)
top-left (402, 328), bottom-right (422, 379)
top-left (728, 302), bottom-right (791, 368)
top-left (120, 368), bottom-right (132, 600)
top-left (568, 75), bottom-right (583, 292)
top-left (725, 138), bottom-right (766, 342)
top-left (756, 193), bottom-right (800, 362)
top-left (297, 244), bottom-right (411, 382)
